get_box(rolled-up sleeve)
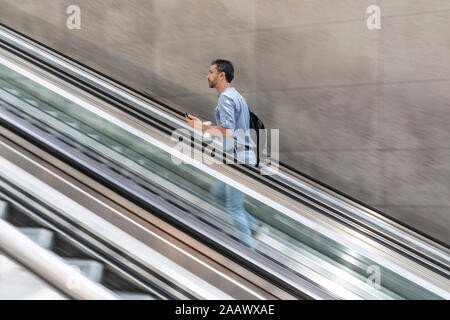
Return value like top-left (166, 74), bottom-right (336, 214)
top-left (217, 94), bottom-right (236, 129)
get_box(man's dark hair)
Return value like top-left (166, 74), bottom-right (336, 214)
top-left (212, 59), bottom-right (234, 83)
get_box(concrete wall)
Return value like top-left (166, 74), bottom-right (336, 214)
top-left (0, 0), bottom-right (449, 244)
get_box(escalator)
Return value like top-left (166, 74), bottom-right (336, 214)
top-left (0, 23), bottom-right (449, 300)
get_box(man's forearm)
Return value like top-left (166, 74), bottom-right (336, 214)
top-left (201, 123), bottom-right (233, 138)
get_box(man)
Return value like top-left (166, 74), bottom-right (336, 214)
top-left (185, 59), bottom-right (256, 165)
top-left (185, 59), bottom-right (259, 250)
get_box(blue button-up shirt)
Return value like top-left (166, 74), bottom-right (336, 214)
top-left (214, 87), bottom-right (256, 165)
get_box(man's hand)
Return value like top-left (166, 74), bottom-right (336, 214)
top-left (185, 114), bottom-right (203, 130)
top-left (185, 114), bottom-right (233, 137)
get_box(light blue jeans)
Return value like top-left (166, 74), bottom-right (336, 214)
top-left (211, 180), bottom-right (257, 250)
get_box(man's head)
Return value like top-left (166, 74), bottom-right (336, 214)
top-left (208, 59), bottom-right (234, 89)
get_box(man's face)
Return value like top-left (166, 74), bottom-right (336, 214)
top-left (207, 64), bottom-right (220, 88)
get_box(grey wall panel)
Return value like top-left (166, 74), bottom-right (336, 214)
top-left (381, 82), bottom-right (450, 149)
top-left (377, 206), bottom-right (450, 244)
top-left (382, 12), bottom-right (450, 82)
top-left (254, 0), bottom-right (381, 29)
top-left (384, 149), bottom-right (450, 207)
top-left (378, 0), bottom-right (450, 16)
top-left (153, 33), bottom-right (258, 97)
top-left (283, 150), bottom-right (385, 205)
top-left (254, 85), bottom-right (382, 152)
top-left (254, 22), bottom-right (378, 90)
top-left (150, 0), bottom-right (256, 41)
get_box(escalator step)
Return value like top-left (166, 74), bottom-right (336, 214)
top-left (64, 259), bottom-right (104, 283)
top-left (18, 227), bottom-right (54, 250)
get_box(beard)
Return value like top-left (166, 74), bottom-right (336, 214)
top-left (208, 78), bottom-right (217, 88)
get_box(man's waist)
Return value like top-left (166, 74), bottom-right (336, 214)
top-left (235, 145), bottom-right (252, 153)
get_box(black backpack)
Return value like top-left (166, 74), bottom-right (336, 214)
top-left (249, 109), bottom-right (266, 167)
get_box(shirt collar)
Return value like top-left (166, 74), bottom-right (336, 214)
top-left (218, 87), bottom-right (232, 97)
